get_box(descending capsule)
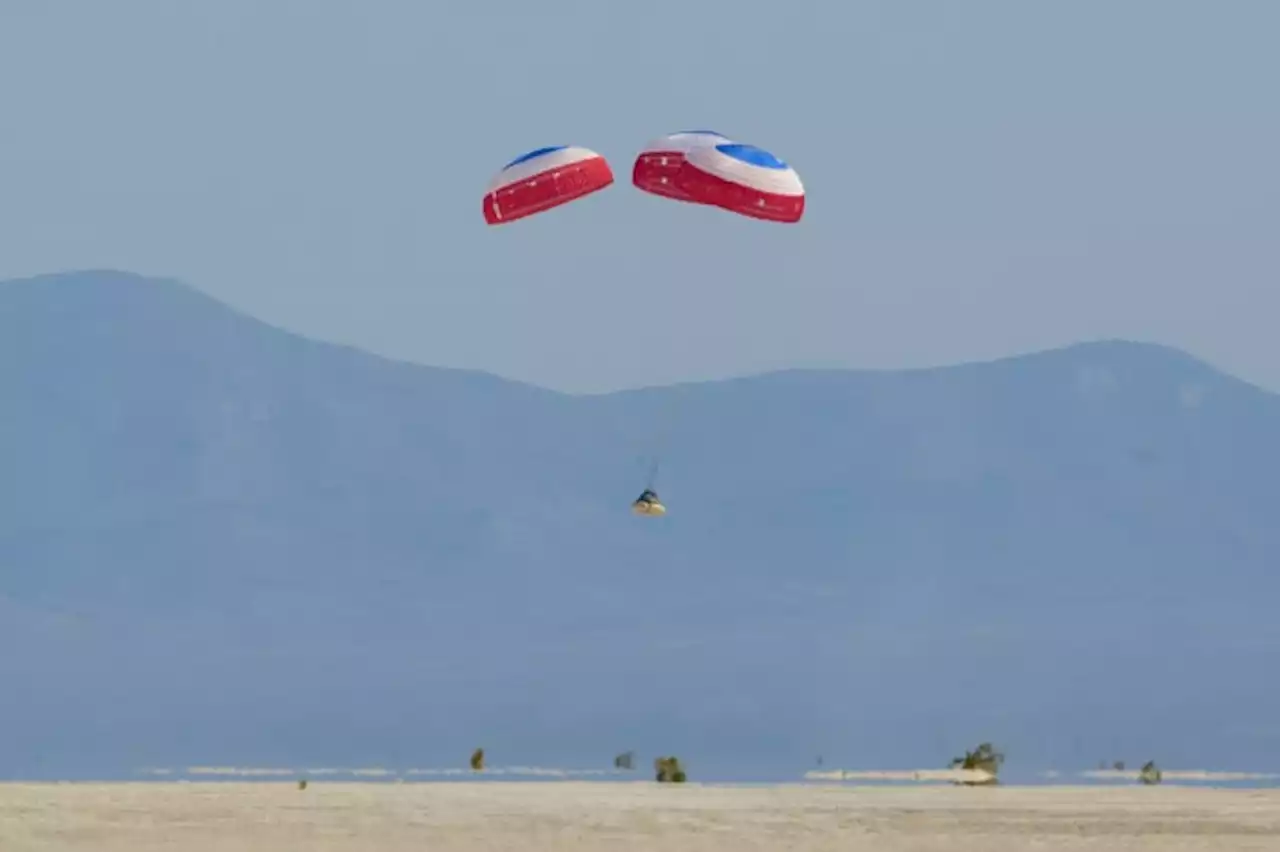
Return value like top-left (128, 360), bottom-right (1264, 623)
top-left (483, 145), bottom-right (614, 225)
top-left (632, 489), bottom-right (666, 517)
top-left (675, 142), bottom-right (804, 223)
top-left (631, 130), bottom-right (732, 204)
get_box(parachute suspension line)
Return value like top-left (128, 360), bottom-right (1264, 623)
top-left (638, 378), bottom-right (690, 493)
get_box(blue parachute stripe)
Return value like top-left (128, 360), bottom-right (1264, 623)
top-left (675, 129), bottom-right (725, 136)
top-left (715, 143), bottom-right (788, 169)
top-left (503, 145), bottom-right (569, 170)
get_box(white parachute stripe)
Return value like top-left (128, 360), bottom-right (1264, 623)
top-left (684, 146), bottom-right (804, 196)
top-left (638, 132), bottom-right (732, 156)
top-left (488, 147), bottom-right (604, 192)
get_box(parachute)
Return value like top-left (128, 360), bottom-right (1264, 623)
top-left (676, 142), bottom-right (804, 223)
top-left (483, 131), bottom-right (804, 518)
top-left (483, 146), bottom-right (614, 225)
top-left (631, 130), bottom-right (731, 204)
top-left (626, 135), bottom-right (805, 511)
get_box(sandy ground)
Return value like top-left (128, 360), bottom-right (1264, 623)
top-left (2, 782), bottom-right (1279, 851)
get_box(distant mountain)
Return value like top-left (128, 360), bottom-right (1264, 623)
top-left (2, 270), bottom-right (1278, 777)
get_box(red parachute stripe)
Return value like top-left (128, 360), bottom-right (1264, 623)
top-left (483, 156), bottom-right (614, 226)
top-left (674, 164), bottom-right (805, 223)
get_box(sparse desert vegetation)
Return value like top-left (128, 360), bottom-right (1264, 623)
top-left (950, 742), bottom-right (1004, 785)
top-left (654, 756), bottom-right (687, 783)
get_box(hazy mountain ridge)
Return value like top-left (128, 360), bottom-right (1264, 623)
top-left (2, 270), bottom-right (1278, 775)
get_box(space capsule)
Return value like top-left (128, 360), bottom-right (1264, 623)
top-left (631, 489), bottom-right (666, 516)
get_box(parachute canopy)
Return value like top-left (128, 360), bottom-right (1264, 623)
top-left (632, 489), bottom-right (666, 517)
top-left (676, 142), bottom-right (804, 223)
top-left (483, 145), bottom-right (614, 225)
top-left (632, 130), bottom-right (731, 204)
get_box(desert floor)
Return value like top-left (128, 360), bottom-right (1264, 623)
top-left (2, 781), bottom-right (1279, 851)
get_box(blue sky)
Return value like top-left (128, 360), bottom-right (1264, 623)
top-left (2, 0), bottom-right (1276, 392)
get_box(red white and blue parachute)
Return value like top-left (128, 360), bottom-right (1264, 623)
top-left (631, 130), bottom-right (731, 204)
top-left (676, 142), bottom-right (804, 223)
top-left (482, 145), bottom-right (614, 226)
top-left (481, 132), bottom-right (804, 516)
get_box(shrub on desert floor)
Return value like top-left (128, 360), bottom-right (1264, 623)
top-left (950, 742), bottom-right (1004, 785)
top-left (654, 756), bottom-right (687, 783)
